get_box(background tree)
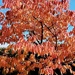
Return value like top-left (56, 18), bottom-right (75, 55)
top-left (0, 0), bottom-right (75, 75)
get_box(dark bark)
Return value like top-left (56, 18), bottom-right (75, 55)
top-left (40, 22), bottom-right (43, 44)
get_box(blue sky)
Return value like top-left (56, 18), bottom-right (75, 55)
top-left (0, 0), bottom-right (3, 5)
top-left (70, 0), bottom-right (75, 10)
top-left (0, 0), bottom-right (75, 48)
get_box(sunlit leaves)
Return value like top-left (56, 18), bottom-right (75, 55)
top-left (0, 0), bottom-right (75, 75)
top-left (0, 12), bottom-right (4, 22)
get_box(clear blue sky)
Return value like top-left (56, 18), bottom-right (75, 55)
top-left (0, 0), bottom-right (75, 48)
top-left (70, 0), bottom-right (75, 10)
top-left (0, 0), bottom-right (2, 5)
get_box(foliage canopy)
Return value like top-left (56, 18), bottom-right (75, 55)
top-left (0, 0), bottom-right (75, 75)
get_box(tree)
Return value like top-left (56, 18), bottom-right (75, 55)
top-left (0, 0), bottom-right (75, 75)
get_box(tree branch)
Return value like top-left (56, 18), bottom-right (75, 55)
top-left (33, 16), bottom-right (44, 44)
top-left (40, 22), bottom-right (43, 44)
top-left (44, 24), bottom-right (55, 36)
top-left (44, 24), bottom-right (58, 50)
top-left (33, 16), bottom-right (58, 48)
top-left (55, 35), bottom-right (58, 50)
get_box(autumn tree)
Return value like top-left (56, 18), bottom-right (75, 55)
top-left (0, 0), bottom-right (75, 75)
